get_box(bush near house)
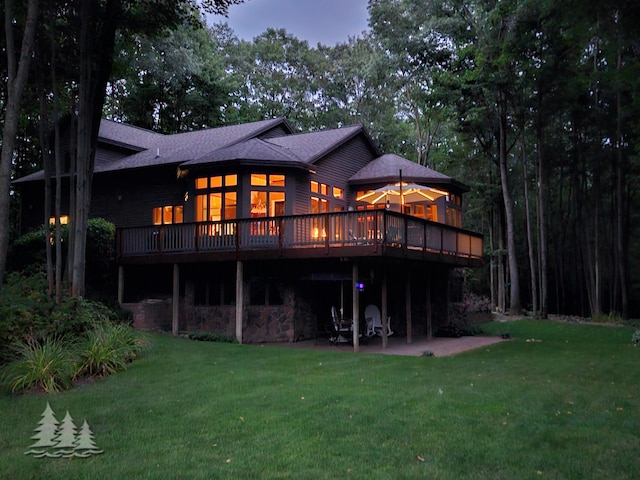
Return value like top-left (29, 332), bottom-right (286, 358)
top-left (7, 217), bottom-right (117, 295)
top-left (0, 272), bottom-right (147, 393)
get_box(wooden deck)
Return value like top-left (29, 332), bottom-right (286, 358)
top-left (116, 210), bottom-right (483, 266)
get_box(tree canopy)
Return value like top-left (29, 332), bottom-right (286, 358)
top-left (2, 0), bottom-right (639, 318)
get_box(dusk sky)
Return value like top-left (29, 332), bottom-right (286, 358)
top-left (208, 0), bottom-right (370, 46)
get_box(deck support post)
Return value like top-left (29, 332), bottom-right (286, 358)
top-left (426, 274), bottom-right (433, 340)
top-left (406, 271), bottom-right (412, 344)
top-left (235, 260), bottom-right (244, 344)
top-left (172, 264), bottom-right (179, 336)
top-left (352, 263), bottom-right (359, 352)
top-left (381, 270), bottom-right (388, 349)
top-left (117, 265), bottom-right (124, 305)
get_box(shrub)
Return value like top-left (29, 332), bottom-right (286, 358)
top-left (0, 273), bottom-right (54, 359)
top-left (187, 331), bottom-right (237, 343)
top-left (633, 330), bottom-right (640, 346)
top-left (1, 337), bottom-right (74, 393)
top-left (74, 322), bottom-right (148, 378)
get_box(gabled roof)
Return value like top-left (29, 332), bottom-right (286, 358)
top-left (103, 117), bottom-right (293, 172)
top-left (349, 153), bottom-right (469, 192)
top-left (182, 137), bottom-right (309, 170)
top-left (266, 124), bottom-right (380, 164)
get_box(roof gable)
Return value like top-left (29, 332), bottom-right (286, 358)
top-left (266, 124), bottom-right (379, 164)
top-left (183, 137), bottom-right (308, 170)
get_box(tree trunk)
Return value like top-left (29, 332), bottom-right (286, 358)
top-left (497, 94), bottom-right (521, 314)
top-left (0, 0), bottom-right (39, 288)
top-left (39, 91), bottom-right (54, 296)
top-left (615, 50), bottom-right (629, 320)
top-left (535, 107), bottom-right (548, 318)
top-left (71, 0), bottom-right (121, 296)
top-left (523, 147), bottom-right (538, 317)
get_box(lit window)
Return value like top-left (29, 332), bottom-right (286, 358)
top-left (49, 215), bottom-right (69, 225)
top-left (320, 183), bottom-right (328, 196)
top-left (225, 174), bottom-right (237, 187)
top-left (311, 181), bottom-right (319, 193)
top-left (251, 191), bottom-right (267, 217)
top-left (251, 174), bottom-right (267, 186)
top-left (271, 191), bottom-right (285, 216)
top-left (225, 192), bottom-right (237, 219)
top-left (210, 176), bottom-right (222, 188)
top-left (153, 206), bottom-right (183, 225)
top-left (195, 177), bottom-right (208, 189)
top-left (333, 187), bottom-right (343, 199)
top-left (270, 174), bottom-right (285, 187)
top-left (209, 193), bottom-right (222, 221)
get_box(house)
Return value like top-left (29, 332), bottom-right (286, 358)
top-left (14, 117), bottom-right (483, 349)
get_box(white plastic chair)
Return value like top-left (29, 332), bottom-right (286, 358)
top-left (364, 304), bottom-right (393, 337)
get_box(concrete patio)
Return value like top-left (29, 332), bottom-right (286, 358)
top-left (269, 334), bottom-right (505, 357)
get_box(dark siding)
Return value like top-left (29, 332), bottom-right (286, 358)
top-left (258, 125), bottom-right (291, 140)
top-left (312, 135), bottom-right (377, 209)
top-left (90, 166), bottom-right (186, 228)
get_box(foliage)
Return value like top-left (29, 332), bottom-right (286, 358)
top-left (1, 336), bottom-right (74, 394)
top-left (7, 217), bottom-right (116, 294)
top-left (0, 273), bottom-right (54, 358)
top-left (74, 322), bottom-right (148, 378)
top-left (633, 330), bottom-right (640, 346)
top-left (0, 272), bottom-right (132, 365)
top-left (187, 331), bottom-right (237, 343)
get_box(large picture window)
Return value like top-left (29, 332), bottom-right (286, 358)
top-left (195, 174), bottom-right (237, 222)
top-left (250, 173), bottom-right (286, 218)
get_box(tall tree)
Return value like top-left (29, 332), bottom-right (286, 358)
top-left (0, 0), bottom-right (39, 288)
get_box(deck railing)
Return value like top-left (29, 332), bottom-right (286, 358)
top-left (117, 210), bottom-right (483, 261)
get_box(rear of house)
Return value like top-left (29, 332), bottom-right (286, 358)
top-left (14, 117), bottom-right (483, 347)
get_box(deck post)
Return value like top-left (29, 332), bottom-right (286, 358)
top-left (405, 272), bottom-right (412, 344)
top-left (381, 270), bottom-right (388, 349)
top-left (172, 264), bottom-right (179, 336)
top-left (352, 263), bottom-right (359, 352)
top-left (235, 260), bottom-right (244, 344)
top-left (117, 265), bottom-right (124, 305)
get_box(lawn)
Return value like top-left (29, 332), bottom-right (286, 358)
top-left (1, 320), bottom-right (638, 479)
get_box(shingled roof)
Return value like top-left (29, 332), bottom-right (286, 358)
top-left (266, 124), bottom-right (378, 163)
top-left (104, 117), bottom-right (292, 173)
top-left (182, 137), bottom-right (309, 170)
top-left (349, 154), bottom-right (469, 192)
top-left (98, 118), bottom-right (165, 151)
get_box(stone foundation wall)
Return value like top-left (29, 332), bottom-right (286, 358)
top-left (183, 306), bottom-right (235, 337)
top-left (122, 299), bottom-right (173, 332)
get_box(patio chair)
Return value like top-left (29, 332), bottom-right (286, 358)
top-left (364, 304), bottom-right (393, 337)
top-left (330, 306), bottom-right (353, 345)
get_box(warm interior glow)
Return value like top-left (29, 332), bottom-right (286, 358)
top-left (225, 174), bottom-right (237, 187)
top-left (269, 174), bottom-right (285, 187)
top-left (49, 215), bottom-right (69, 225)
top-left (251, 174), bottom-right (267, 186)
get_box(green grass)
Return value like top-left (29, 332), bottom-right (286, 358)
top-left (1, 320), bottom-right (638, 479)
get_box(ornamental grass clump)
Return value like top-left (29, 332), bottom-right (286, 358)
top-left (1, 336), bottom-right (74, 393)
top-left (74, 322), bottom-right (148, 378)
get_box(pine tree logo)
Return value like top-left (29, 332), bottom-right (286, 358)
top-left (24, 403), bottom-right (104, 458)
